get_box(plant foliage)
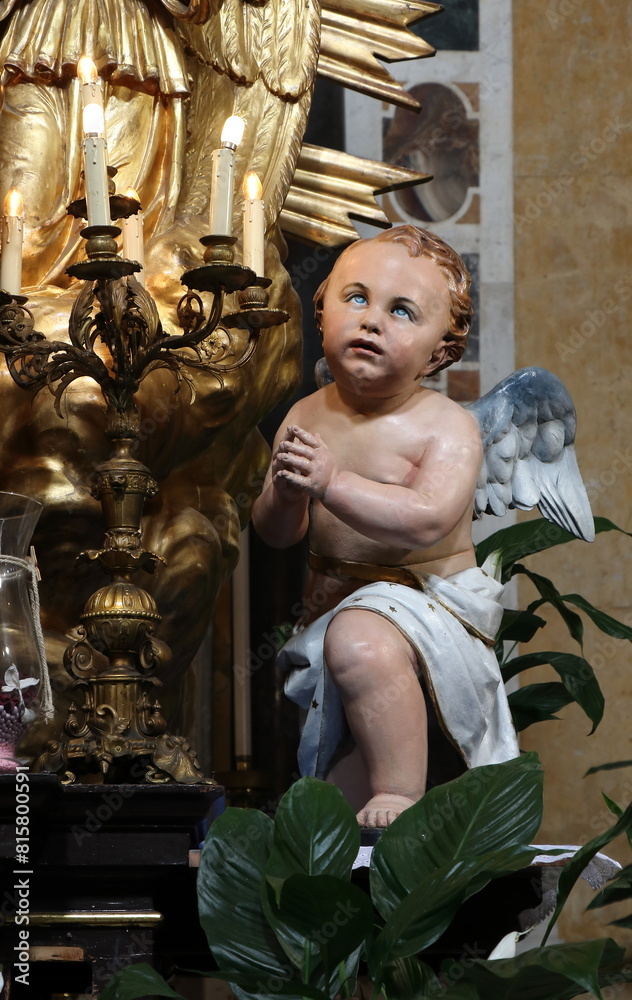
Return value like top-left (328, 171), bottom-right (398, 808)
top-left (102, 761), bottom-right (632, 999)
top-left (476, 517), bottom-right (632, 735)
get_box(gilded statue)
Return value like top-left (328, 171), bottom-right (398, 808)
top-left (0, 0), bottom-right (441, 749)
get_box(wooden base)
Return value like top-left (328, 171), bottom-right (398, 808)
top-left (0, 775), bottom-right (224, 996)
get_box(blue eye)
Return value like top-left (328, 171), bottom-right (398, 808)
top-left (393, 305), bottom-right (411, 319)
top-left (350, 292), bottom-right (367, 304)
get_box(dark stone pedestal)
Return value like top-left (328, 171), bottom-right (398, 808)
top-left (0, 775), bottom-right (223, 999)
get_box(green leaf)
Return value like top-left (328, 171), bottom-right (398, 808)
top-left (100, 964), bottom-right (186, 1000)
top-left (380, 956), bottom-right (441, 1000)
top-left (369, 861), bottom-right (472, 976)
top-left (370, 754), bottom-right (543, 919)
top-left (496, 608), bottom-right (547, 643)
top-left (501, 652), bottom-right (604, 733)
top-left (204, 971), bottom-right (329, 999)
top-left (557, 594), bottom-right (632, 642)
top-left (602, 792), bottom-right (623, 820)
top-left (475, 516), bottom-right (631, 582)
top-left (262, 873), bottom-right (372, 989)
top-left (266, 778), bottom-right (360, 883)
top-left (543, 800), bottom-right (632, 944)
top-left (338, 944), bottom-right (363, 999)
top-left (514, 566), bottom-right (584, 646)
top-left (370, 850), bottom-right (534, 980)
top-left (475, 519), bottom-right (576, 579)
top-left (260, 781), bottom-right (361, 994)
top-left (600, 794), bottom-right (632, 850)
top-left (508, 683), bottom-right (574, 730)
top-left (461, 938), bottom-right (626, 1000)
top-left (197, 808), bottom-right (293, 995)
top-left (586, 759), bottom-right (632, 775)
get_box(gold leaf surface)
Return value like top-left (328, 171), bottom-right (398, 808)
top-left (318, 0), bottom-right (441, 109)
top-left (280, 142), bottom-right (430, 246)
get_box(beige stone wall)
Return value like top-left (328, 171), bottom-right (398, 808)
top-left (514, 0), bottom-right (632, 946)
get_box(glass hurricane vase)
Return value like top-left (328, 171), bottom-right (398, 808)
top-left (0, 491), bottom-right (45, 773)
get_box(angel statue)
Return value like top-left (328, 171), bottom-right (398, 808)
top-left (0, 0), bottom-right (437, 748)
top-left (252, 225), bottom-right (594, 829)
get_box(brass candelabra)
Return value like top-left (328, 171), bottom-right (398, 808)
top-left (0, 181), bottom-right (288, 784)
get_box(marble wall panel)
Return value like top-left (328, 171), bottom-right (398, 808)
top-left (514, 0), bottom-right (632, 946)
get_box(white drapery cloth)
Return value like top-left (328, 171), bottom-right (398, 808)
top-left (280, 567), bottom-right (520, 780)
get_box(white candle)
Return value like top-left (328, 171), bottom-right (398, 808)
top-left (242, 172), bottom-right (265, 277)
top-left (122, 188), bottom-right (145, 286)
top-left (0, 189), bottom-right (24, 296)
top-left (232, 528), bottom-right (252, 759)
top-left (78, 58), bottom-right (110, 229)
top-left (78, 56), bottom-right (104, 116)
top-left (209, 115), bottom-right (245, 237)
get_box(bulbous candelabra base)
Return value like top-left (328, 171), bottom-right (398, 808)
top-left (32, 441), bottom-right (212, 785)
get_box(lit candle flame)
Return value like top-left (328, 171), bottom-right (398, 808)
top-left (243, 172), bottom-right (263, 201)
top-left (124, 187), bottom-right (141, 203)
top-left (221, 115), bottom-right (245, 148)
top-left (3, 188), bottom-right (23, 217)
top-left (78, 57), bottom-right (98, 85)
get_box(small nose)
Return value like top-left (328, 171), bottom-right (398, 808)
top-left (361, 309), bottom-right (381, 334)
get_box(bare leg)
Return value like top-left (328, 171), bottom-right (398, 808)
top-left (324, 609), bottom-right (427, 827)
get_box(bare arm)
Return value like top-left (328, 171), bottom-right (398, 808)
top-left (276, 418), bottom-right (482, 551)
top-left (251, 424), bottom-right (310, 548)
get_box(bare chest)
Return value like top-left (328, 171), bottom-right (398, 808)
top-left (315, 412), bottom-right (428, 488)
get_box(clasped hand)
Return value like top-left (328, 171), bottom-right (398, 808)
top-left (272, 425), bottom-right (337, 501)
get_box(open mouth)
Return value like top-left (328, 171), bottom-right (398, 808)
top-left (348, 338), bottom-right (383, 355)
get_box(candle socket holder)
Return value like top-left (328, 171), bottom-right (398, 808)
top-left (66, 224), bottom-right (142, 282)
top-left (181, 235), bottom-right (255, 295)
top-left (0, 293), bottom-right (36, 350)
top-left (68, 165), bottom-right (141, 226)
top-left (224, 277), bottom-right (290, 330)
top-left (66, 168), bottom-right (142, 281)
top-left (68, 194), bottom-right (141, 225)
top-left (0, 289), bottom-right (27, 307)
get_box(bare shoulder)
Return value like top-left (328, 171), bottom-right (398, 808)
top-left (273, 387), bottom-right (329, 440)
top-left (416, 389), bottom-right (482, 454)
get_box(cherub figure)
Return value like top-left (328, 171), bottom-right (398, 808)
top-left (252, 225), bottom-right (593, 828)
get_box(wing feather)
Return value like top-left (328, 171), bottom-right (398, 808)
top-left (466, 367), bottom-right (594, 541)
top-left (179, 0), bottom-right (320, 98)
top-left (176, 2), bottom-right (316, 231)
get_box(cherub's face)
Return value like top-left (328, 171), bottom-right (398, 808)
top-left (320, 241), bottom-right (452, 396)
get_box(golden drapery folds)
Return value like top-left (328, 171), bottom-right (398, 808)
top-left (0, 0), bottom-right (318, 744)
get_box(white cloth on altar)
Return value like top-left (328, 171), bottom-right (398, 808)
top-left (279, 567), bottom-right (519, 780)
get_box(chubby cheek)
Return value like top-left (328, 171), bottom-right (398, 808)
top-left (391, 337), bottom-right (430, 372)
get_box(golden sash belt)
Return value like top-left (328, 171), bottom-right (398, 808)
top-left (307, 551), bottom-right (495, 646)
top-left (308, 552), bottom-right (424, 590)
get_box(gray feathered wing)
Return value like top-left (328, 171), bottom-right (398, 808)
top-left (465, 367), bottom-right (594, 542)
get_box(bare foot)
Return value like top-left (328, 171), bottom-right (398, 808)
top-left (356, 793), bottom-right (417, 828)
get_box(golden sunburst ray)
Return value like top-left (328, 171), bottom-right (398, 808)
top-left (318, 0), bottom-right (442, 110)
top-left (282, 0), bottom-right (441, 246)
top-left (280, 143), bottom-right (430, 246)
